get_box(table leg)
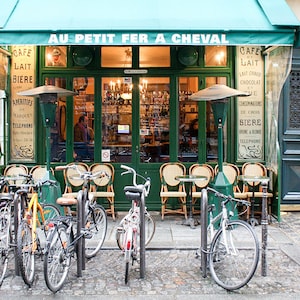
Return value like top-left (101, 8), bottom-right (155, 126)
top-left (182, 181), bottom-right (199, 229)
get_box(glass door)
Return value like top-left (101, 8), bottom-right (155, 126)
top-left (139, 77), bottom-right (170, 163)
top-left (101, 77), bottom-right (133, 163)
top-left (101, 76), bottom-right (171, 166)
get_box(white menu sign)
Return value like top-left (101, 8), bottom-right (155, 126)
top-left (236, 46), bottom-right (264, 160)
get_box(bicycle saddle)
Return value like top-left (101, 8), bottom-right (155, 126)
top-left (124, 186), bottom-right (143, 201)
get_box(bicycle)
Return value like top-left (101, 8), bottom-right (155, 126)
top-left (116, 164), bottom-right (155, 250)
top-left (116, 164), bottom-right (152, 284)
top-left (200, 187), bottom-right (259, 291)
top-left (43, 164), bottom-right (108, 293)
top-left (16, 176), bottom-right (61, 287)
top-left (0, 176), bottom-right (15, 286)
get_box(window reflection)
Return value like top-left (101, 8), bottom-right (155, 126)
top-left (102, 77), bottom-right (132, 163)
top-left (73, 77), bottom-right (95, 162)
top-left (101, 47), bottom-right (132, 68)
top-left (46, 77), bottom-right (67, 162)
top-left (139, 47), bottom-right (170, 67)
top-left (178, 77), bottom-right (198, 162)
top-left (140, 77), bottom-right (170, 162)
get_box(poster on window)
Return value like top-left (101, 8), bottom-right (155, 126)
top-left (236, 46), bottom-right (264, 160)
top-left (10, 46), bottom-right (36, 161)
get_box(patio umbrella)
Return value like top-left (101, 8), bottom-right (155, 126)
top-left (189, 84), bottom-right (250, 196)
top-left (18, 85), bottom-right (76, 171)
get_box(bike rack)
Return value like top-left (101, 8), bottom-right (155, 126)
top-left (139, 192), bottom-right (146, 279)
top-left (200, 188), bottom-right (208, 278)
top-left (76, 190), bottom-right (85, 277)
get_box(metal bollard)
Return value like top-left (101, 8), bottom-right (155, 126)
top-left (13, 193), bottom-right (20, 276)
top-left (76, 191), bottom-right (83, 277)
top-left (261, 180), bottom-right (268, 277)
top-left (139, 193), bottom-right (146, 279)
top-left (81, 190), bottom-right (86, 271)
top-left (200, 188), bottom-right (208, 278)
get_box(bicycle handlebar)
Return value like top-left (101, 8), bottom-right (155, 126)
top-left (206, 186), bottom-right (250, 206)
top-left (120, 164), bottom-right (151, 197)
top-left (55, 164), bottom-right (110, 181)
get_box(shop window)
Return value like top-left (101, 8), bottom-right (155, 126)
top-left (45, 46), bottom-right (67, 67)
top-left (178, 77), bottom-right (198, 162)
top-left (205, 46), bottom-right (227, 67)
top-left (140, 77), bottom-right (170, 162)
top-left (139, 47), bottom-right (170, 67)
top-left (73, 77), bottom-right (95, 162)
top-left (101, 47), bottom-right (132, 68)
top-left (101, 77), bottom-right (132, 163)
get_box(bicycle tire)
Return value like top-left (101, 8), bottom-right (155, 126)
top-left (116, 211), bottom-right (155, 250)
top-left (44, 223), bottom-right (71, 293)
top-left (85, 204), bottom-right (107, 258)
top-left (40, 204), bottom-right (61, 225)
top-left (44, 204), bottom-right (60, 220)
top-left (0, 205), bottom-right (11, 285)
top-left (17, 220), bottom-right (35, 287)
top-left (124, 226), bottom-right (133, 284)
top-left (125, 261), bottom-right (129, 284)
top-left (209, 219), bottom-right (259, 290)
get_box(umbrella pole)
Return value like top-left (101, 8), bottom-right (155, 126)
top-left (46, 125), bottom-right (51, 172)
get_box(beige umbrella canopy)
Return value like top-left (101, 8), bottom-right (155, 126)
top-left (189, 84), bottom-right (250, 101)
top-left (17, 85), bottom-right (76, 97)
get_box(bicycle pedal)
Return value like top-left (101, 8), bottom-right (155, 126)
top-left (83, 230), bottom-right (93, 239)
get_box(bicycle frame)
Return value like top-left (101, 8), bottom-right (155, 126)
top-left (123, 201), bottom-right (139, 260)
top-left (208, 202), bottom-right (236, 255)
top-left (24, 192), bottom-right (44, 253)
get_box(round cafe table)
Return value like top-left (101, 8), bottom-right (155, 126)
top-left (175, 175), bottom-right (207, 229)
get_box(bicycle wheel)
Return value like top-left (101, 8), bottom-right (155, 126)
top-left (0, 205), bottom-right (11, 285)
top-left (17, 220), bottom-right (35, 287)
top-left (85, 204), bottom-right (107, 258)
top-left (44, 223), bottom-right (71, 293)
top-left (116, 211), bottom-right (155, 250)
top-left (209, 219), bottom-right (259, 290)
top-left (124, 227), bottom-right (133, 284)
top-left (41, 204), bottom-right (61, 224)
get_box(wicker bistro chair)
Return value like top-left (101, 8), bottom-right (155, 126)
top-left (62, 162), bottom-right (89, 197)
top-left (189, 164), bottom-right (214, 214)
top-left (159, 162), bottom-right (187, 220)
top-left (28, 165), bottom-right (54, 196)
top-left (241, 162), bottom-right (274, 223)
top-left (3, 164), bottom-right (29, 192)
top-left (90, 163), bottom-right (115, 221)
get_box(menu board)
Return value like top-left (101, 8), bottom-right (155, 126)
top-left (236, 46), bottom-right (264, 160)
top-left (10, 46), bottom-right (36, 161)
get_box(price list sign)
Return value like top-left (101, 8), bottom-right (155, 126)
top-left (236, 46), bottom-right (264, 160)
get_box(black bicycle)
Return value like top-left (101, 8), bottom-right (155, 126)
top-left (43, 164), bottom-right (108, 293)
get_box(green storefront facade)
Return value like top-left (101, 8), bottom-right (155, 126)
top-left (0, 0), bottom-right (300, 218)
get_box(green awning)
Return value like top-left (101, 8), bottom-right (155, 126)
top-left (0, 0), bottom-right (18, 29)
top-left (0, 0), bottom-right (298, 46)
top-left (258, 0), bottom-right (299, 26)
